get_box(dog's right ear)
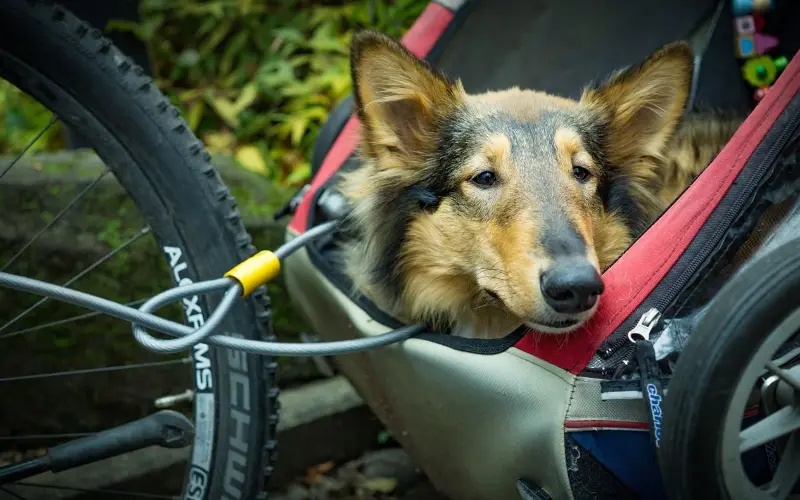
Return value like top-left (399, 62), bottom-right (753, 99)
top-left (350, 30), bottom-right (464, 162)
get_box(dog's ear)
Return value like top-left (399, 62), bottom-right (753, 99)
top-left (350, 30), bottom-right (464, 162)
top-left (580, 42), bottom-right (694, 162)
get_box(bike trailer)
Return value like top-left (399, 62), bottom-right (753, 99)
top-left (281, 1), bottom-right (800, 498)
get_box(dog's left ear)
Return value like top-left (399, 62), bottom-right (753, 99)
top-left (350, 30), bottom-right (465, 162)
top-left (580, 42), bottom-right (694, 162)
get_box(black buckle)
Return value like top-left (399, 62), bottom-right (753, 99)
top-left (273, 184), bottom-right (311, 221)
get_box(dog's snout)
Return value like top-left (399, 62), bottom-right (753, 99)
top-left (540, 260), bottom-right (604, 314)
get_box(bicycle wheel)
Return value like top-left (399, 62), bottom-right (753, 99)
top-left (0, 1), bottom-right (276, 498)
top-left (660, 233), bottom-right (800, 500)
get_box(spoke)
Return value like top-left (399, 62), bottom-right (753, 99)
top-left (769, 347), bottom-right (800, 375)
top-left (0, 358), bottom-right (190, 383)
top-left (740, 406), bottom-right (800, 453)
top-left (0, 116), bottom-right (58, 181)
top-left (12, 482), bottom-right (177, 499)
top-left (766, 361), bottom-right (800, 393)
top-left (1, 168), bottom-right (111, 272)
top-left (0, 486), bottom-right (30, 500)
top-left (0, 298), bottom-right (148, 337)
top-left (763, 432), bottom-right (800, 499)
top-left (0, 433), bottom-right (92, 441)
top-left (0, 227), bottom-right (152, 337)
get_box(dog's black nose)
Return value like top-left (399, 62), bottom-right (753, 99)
top-left (540, 261), bottom-right (604, 314)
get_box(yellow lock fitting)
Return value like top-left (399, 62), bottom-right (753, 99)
top-left (224, 250), bottom-right (281, 296)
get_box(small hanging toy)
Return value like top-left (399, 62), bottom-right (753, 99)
top-left (742, 55), bottom-right (789, 87)
top-left (732, 0), bottom-right (788, 103)
top-left (734, 14), bottom-right (779, 58)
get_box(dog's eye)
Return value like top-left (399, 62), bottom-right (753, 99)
top-left (572, 166), bottom-right (591, 182)
top-left (471, 171), bottom-right (497, 187)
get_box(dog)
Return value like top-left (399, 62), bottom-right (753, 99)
top-left (337, 30), bottom-right (742, 339)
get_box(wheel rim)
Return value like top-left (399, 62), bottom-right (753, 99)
top-left (722, 307), bottom-right (800, 500)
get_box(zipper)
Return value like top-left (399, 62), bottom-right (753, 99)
top-left (595, 308), bottom-right (664, 372)
top-left (596, 95), bottom-right (800, 369)
top-left (599, 308), bottom-right (665, 400)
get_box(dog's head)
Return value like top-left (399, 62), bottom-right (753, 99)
top-left (341, 30), bottom-right (693, 334)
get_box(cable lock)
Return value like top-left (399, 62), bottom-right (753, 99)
top-left (0, 219), bottom-right (425, 356)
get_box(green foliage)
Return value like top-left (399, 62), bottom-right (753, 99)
top-left (0, 82), bottom-right (64, 155)
top-left (0, 0), bottom-right (427, 189)
top-left (113, 0), bottom-right (428, 188)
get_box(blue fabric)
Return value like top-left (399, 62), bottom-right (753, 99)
top-left (570, 430), bottom-right (667, 500)
top-left (571, 422), bottom-right (774, 498)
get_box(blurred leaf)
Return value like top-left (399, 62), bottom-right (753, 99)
top-left (198, 20), bottom-right (232, 57)
top-left (274, 105), bottom-right (328, 146)
top-left (186, 100), bottom-right (205, 131)
top-left (281, 80), bottom-right (313, 97)
top-left (236, 112), bottom-right (273, 139)
top-left (284, 94), bottom-right (330, 111)
top-left (375, 0), bottom-right (390, 27)
top-left (256, 59), bottom-right (296, 92)
top-left (283, 161), bottom-right (310, 186)
top-left (207, 95), bottom-right (240, 128)
top-left (177, 88), bottom-right (203, 101)
top-left (276, 115), bottom-right (308, 146)
top-left (219, 31), bottom-right (249, 77)
top-left (308, 22), bottom-right (349, 54)
top-left (272, 27), bottom-right (306, 45)
top-left (233, 84), bottom-right (259, 114)
top-left (309, 6), bottom-right (346, 27)
top-left (203, 131), bottom-right (236, 155)
top-left (235, 144), bottom-right (268, 174)
top-left (197, 15), bottom-right (220, 38)
top-left (288, 54), bottom-right (313, 68)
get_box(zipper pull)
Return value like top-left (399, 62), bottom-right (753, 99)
top-left (627, 307), bottom-right (662, 342)
top-left (629, 307), bottom-right (665, 457)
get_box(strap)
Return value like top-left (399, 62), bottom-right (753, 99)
top-left (635, 339), bottom-right (666, 457)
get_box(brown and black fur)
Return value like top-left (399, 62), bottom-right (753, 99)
top-left (338, 30), bottom-right (742, 339)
